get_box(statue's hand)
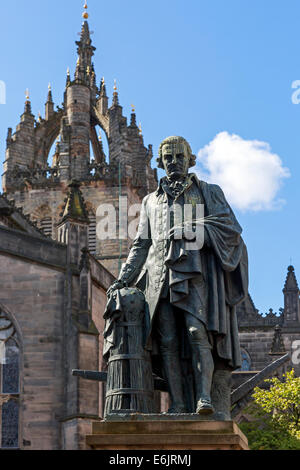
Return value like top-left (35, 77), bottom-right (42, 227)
top-left (106, 279), bottom-right (125, 298)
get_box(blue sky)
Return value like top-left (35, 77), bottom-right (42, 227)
top-left (0, 0), bottom-right (299, 313)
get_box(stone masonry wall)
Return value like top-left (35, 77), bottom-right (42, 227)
top-left (6, 179), bottom-right (146, 278)
top-left (239, 327), bottom-right (300, 375)
top-left (0, 253), bottom-right (65, 450)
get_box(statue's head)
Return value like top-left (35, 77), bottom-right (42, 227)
top-left (157, 136), bottom-right (196, 180)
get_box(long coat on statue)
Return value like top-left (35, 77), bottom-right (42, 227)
top-left (118, 173), bottom-right (248, 372)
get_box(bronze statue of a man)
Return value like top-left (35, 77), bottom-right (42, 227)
top-left (108, 136), bottom-right (248, 415)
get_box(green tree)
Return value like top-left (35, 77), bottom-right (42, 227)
top-left (239, 369), bottom-right (300, 450)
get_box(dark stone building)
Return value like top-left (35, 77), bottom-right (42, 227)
top-left (237, 267), bottom-right (300, 378)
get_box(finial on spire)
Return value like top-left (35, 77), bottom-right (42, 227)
top-left (130, 105), bottom-right (137, 126)
top-left (46, 82), bottom-right (53, 104)
top-left (82, 1), bottom-right (89, 19)
top-left (24, 89), bottom-right (32, 115)
top-left (139, 123), bottom-right (143, 136)
top-left (100, 77), bottom-right (107, 97)
top-left (112, 79), bottom-right (119, 105)
top-left (66, 67), bottom-right (71, 86)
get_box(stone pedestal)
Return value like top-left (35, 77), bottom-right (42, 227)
top-left (86, 414), bottom-right (249, 450)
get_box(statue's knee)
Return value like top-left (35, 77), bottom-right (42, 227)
top-left (188, 325), bottom-right (211, 348)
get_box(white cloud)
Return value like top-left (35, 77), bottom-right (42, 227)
top-left (196, 131), bottom-right (290, 212)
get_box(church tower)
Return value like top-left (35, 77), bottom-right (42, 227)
top-left (1, 2), bottom-right (157, 277)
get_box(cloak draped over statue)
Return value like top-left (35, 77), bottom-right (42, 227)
top-left (118, 174), bottom-right (248, 371)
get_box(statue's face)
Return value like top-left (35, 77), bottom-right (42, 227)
top-left (161, 142), bottom-right (190, 180)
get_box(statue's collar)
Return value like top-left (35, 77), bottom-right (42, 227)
top-left (155, 173), bottom-right (199, 196)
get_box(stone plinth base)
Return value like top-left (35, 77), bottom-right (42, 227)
top-left (86, 414), bottom-right (249, 450)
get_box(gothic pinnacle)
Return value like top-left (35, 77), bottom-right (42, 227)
top-left (45, 84), bottom-right (54, 120)
top-left (130, 104), bottom-right (137, 126)
top-left (100, 77), bottom-right (107, 96)
top-left (24, 89), bottom-right (32, 114)
top-left (112, 79), bottom-right (119, 106)
top-left (47, 83), bottom-right (53, 103)
top-left (76, 9), bottom-right (95, 79)
top-left (66, 67), bottom-right (71, 85)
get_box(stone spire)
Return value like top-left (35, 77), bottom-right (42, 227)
top-left (6, 128), bottom-right (12, 147)
top-left (66, 67), bottom-right (71, 86)
top-left (283, 265), bottom-right (299, 291)
top-left (112, 80), bottom-right (119, 106)
top-left (98, 77), bottom-right (108, 114)
top-left (100, 77), bottom-right (107, 97)
top-left (21, 89), bottom-right (35, 126)
top-left (60, 180), bottom-right (89, 224)
top-left (130, 104), bottom-right (137, 127)
top-left (283, 265), bottom-right (300, 324)
top-left (75, 4), bottom-right (96, 84)
top-left (57, 181), bottom-right (90, 266)
top-left (45, 83), bottom-right (54, 120)
top-left (97, 132), bottom-right (106, 163)
top-left (24, 89), bottom-right (32, 115)
top-left (47, 83), bottom-right (53, 102)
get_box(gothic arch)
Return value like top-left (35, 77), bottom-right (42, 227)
top-left (93, 106), bottom-right (109, 137)
top-left (34, 110), bottom-right (64, 167)
top-left (0, 303), bottom-right (23, 348)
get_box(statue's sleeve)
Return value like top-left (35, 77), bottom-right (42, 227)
top-left (118, 195), bottom-right (152, 285)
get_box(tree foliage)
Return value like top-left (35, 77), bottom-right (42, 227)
top-left (239, 369), bottom-right (300, 450)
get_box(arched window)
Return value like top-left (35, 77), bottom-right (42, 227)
top-left (240, 348), bottom-right (251, 371)
top-left (0, 310), bottom-right (20, 449)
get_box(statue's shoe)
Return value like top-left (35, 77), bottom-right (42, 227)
top-left (196, 399), bottom-right (214, 415)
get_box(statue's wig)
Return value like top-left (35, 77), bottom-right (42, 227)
top-left (157, 136), bottom-right (196, 169)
